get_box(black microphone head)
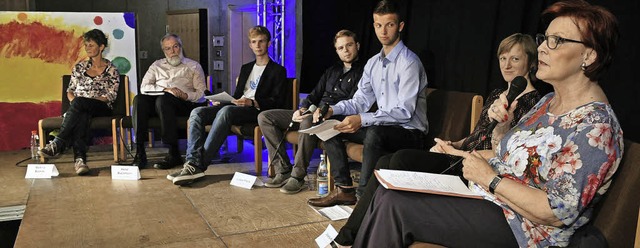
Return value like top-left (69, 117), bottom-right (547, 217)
top-left (506, 76), bottom-right (527, 103)
top-left (320, 103), bottom-right (329, 115)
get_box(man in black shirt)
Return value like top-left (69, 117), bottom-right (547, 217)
top-left (258, 29), bottom-right (363, 194)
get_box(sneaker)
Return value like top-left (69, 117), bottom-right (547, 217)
top-left (172, 162), bottom-right (205, 186)
top-left (74, 158), bottom-right (89, 175)
top-left (166, 170), bottom-right (182, 181)
top-left (264, 173), bottom-right (290, 188)
top-left (154, 155), bottom-right (183, 169)
top-left (39, 140), bottom-right (62, 157)
top-left (280, 177), bottom-right (306, 194)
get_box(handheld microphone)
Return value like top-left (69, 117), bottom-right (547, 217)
top-left (486, 76), bottom-right (527, 132)
top-left (316, 103), bottom-right (330, 124)
top-left (300, 104), bottom-right (318, 116)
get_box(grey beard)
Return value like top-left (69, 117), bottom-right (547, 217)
top-left (167, 55), bottom-right (182, 66)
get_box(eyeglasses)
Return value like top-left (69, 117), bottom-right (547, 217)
top-left (162, 44), bottom-right (181, 52)
top-left (536, 34), bottom-right (584, 50)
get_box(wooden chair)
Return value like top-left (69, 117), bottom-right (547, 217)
top-left (326, 88), bottom-right (484, 190)
top-left (38, 75), bottom-right (130, 162)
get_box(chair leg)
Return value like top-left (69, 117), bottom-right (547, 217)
top-left (112, 119), bottom-right (119, 162)
top-left (254, 126), bottom-right (263, 176)
top-left (236, 135), bottom-right (244, 153)
top-left (326, 151), bottom-right (333, 192)
top-left (38, 120), bottom-right (45, 149)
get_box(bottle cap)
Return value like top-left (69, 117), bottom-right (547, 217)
top-left (31, 130), bottom-right (37, 134)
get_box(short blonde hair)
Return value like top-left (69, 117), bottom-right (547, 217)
top-left (248, 26), bottom-right (271, 41)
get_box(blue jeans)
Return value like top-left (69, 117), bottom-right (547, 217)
top-left (185, 104), bottom-right (259, 170)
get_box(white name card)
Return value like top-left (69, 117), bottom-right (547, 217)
top-left (315, 224), bottom-right (338, 248)
top-left (111, 165), bottom-right (141, 180)
top-left (229, 172), bottom-right (264, 189)
top-left (25, 164), bottom-right (59, 178)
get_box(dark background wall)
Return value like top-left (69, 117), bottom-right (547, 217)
top-left (301, 0), bottom-right (640, 142)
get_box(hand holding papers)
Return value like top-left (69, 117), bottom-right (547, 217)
top-left (374, 169), bottom-right (482, 199)
top-left (298, 119), bottom-right (341, 141)
top-left (205, 91), bottom-right (235, 104)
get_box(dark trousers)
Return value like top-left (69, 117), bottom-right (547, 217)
top-left (132, 93), bottom-right (202, 155)
top-left (323, 126), bottom-right (425, 193)
top-left (336, 149), bottom-right (517, 247)
top-left (56, 97), bottom-right (112, 160)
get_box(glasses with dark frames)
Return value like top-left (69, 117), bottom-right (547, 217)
top-left (536, 34), bottom-right (585, 50)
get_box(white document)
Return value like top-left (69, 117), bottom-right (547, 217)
top-left (25, 164), bottom-right (59, 178)
top-left (375, 169), bottom-right (482, 199)
top-left (230, 172), bottom-right (263, 189)
top-left (312, 205), bottom-right (353, 221)
top-left (298, 119), bottom-right (341, 141)
top-left (205, 91), bottom-right (235, 103)
top-left (315, 224), bottom-right (339, 248)
top-left (111, 165), bottom-right (141, 180)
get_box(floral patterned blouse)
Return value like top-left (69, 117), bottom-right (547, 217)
top-left (68, 59), bottom-right (120, 109)
top-left (478, 92), bottom-right (624, 247)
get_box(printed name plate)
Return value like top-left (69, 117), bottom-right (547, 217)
top-left (229, 172), bottom-right (264, 189)
top-left (111, 165), bottom-right (141, 180)
top-left (25, 164), bottom-right (59, 178)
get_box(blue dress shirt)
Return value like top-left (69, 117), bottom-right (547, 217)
top-left (332, 41), bottom-right (428, 133)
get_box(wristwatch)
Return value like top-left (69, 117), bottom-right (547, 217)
top-left (489, 175), bottom-right (503, 194)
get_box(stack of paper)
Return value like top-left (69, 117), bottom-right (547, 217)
top-left (374, 169), bottom-right (482, 199)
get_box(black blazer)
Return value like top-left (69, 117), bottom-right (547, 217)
top-left (233, 59), bottom-right (287, 111)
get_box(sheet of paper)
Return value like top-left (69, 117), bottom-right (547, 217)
top-left (111, 165), bottom-right (141, 180)
top-left (315, 224), bottom-right (338, 248)
top-left (205, 91), bottom-right (235, 103)
top-left (229, 172), bottom-right (258, 189)
top-left (318, 205), bottom-right (353, 221)
top-left (298, 119), bottom-right (341, 141)
top-left (375, 169), bottom-right (482, 199)
top-left (25, 164), bottom-right (58, 178)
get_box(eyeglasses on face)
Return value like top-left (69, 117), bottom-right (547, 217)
top-left (536, 34), bottom-right (584, 50)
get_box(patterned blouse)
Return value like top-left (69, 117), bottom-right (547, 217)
top-left (477, 92), bottom-right (624, 247)
top-left (67, 59), bottom-right (120, 109)
top-left (460, 88), bottom-right (542, 151)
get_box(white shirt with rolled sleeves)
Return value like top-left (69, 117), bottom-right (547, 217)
top-left (331, 41), bottom-right (428, 133)
top-left (139, 57), bottom-right (206, 103)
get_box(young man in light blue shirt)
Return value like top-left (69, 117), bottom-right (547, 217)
top-left (308, 0), bottom-right (428, 207)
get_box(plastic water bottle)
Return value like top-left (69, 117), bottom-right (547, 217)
top-left (30, 130), bottom-right (39, 160)
top-left (317, 154), bottom-right (329, 197)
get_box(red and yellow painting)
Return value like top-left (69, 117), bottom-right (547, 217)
top-left (0, 11), bottom-right (137, 151)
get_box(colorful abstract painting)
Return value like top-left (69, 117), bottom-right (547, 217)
top-left (0, 11), bottom-right (137, 151)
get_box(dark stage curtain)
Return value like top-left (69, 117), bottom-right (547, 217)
top-left (301, 0), bottom-right (639, 142)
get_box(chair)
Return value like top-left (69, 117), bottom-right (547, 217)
top-left (227, 77), bottom-right (298, 176)
top-left (38, 75), bottom-right (130, 162)
top-left (326, 88), bottom-right (484, 189)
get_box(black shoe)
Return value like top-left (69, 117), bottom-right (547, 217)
top-left (132, 152), bottom-right (148, 168)
top-left (153, 155), bottom-right (183, 169)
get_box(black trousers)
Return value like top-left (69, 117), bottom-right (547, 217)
top-left (323, 126), bottom-right (425, 194)
top-left (132, 93), bottom-right (202, 154)
top-left (335, 149), bottom-right (517, 247)
top-left (56, 97), bottom-right (112, 160)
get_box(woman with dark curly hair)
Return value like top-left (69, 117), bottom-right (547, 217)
top-left (39, 29), bottom-right (120, 175)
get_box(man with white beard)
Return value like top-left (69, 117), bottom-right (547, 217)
top-left (132, 33), bottom-right (207, 169)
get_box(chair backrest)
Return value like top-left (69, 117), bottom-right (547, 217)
top-left (424, 88), bottom-right (483, 147)
top-left (61, 75), bottom-right (130, 116)
top-left (592, 139), bottom-right (640, 247)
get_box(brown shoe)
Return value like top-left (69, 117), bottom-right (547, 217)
top-left (307, 185), bottom-right (357, 207)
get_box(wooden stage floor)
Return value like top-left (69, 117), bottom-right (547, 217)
top-left (0, 145), bottom-right (345, 247)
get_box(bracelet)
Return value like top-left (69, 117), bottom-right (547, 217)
top-left (489, 175), bottom-right (503, 194)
